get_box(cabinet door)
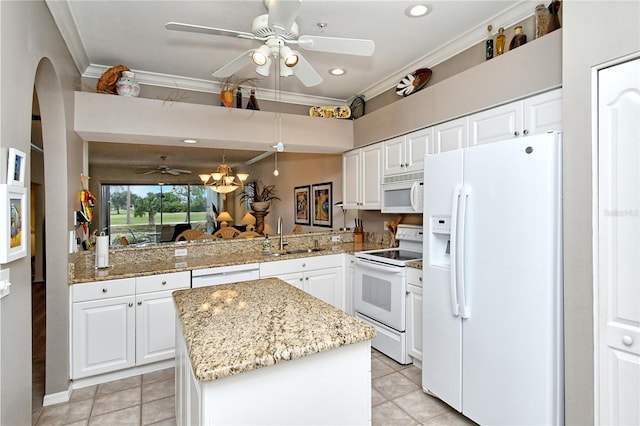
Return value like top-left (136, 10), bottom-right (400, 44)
top-left (383, 136), bottom-right (406, 176)
top-left (406, 128), bottom-right (433, 172)
top-left (360, 143), bottom-right (382, 209)
top-left (277, 272), bottom-right (305, 291)
top-left (469, 101), bottom-right (523, 146)
top-left (523, 89), bottom-right (562, 136)
top-left (434, 117), bottom-right (468, 153)
top-left (306, 267), bottom-right (343, 310)
top-left (343, 150), bottom-right (361, 210)
top-left (136, 290), bottom-right (180, 365)
top-left (72, 295), bottom-right (135, 379)
top-left (406, 284), bottom-right (423, 362)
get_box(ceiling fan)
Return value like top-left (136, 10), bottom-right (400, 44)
top-left (141, 156), bottom-right (192, 176)
top-left (165, 0), bottom-right (375, 87)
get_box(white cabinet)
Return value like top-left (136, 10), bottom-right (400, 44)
top-left (260, 254), bottom-right (343, 310)
top-left (343, 143), bottom-right (382, 210)
top-left (406, 267), bottom-right (423, 368)
top-left (383, 128), bottom-right (433, 176)
top-left (469, 89), bottom-right (562, 146)
top-left (344, 254), bottom-right (356, 315)
top-left (71, 271), bottom-right (190, 379)
top-left (71, 278), bottom-right (136, 379)
top-left (434, 117), bottom-right (468, 153)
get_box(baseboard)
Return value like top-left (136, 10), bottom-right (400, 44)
top-left (71, 359), bottom-right (175, 390)
top-left (43, 385), bottom-right (72, 406)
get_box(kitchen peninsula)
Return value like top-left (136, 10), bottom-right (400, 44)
top-left (173, 277), bottom-right (375, 425)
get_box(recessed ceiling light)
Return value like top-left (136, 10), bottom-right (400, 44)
top-left (183, 139), bottom-right (198, 144)
top-left (329, 68), bottom-right (346, 76)
top-left (405, 4), bottom-right (430, 17)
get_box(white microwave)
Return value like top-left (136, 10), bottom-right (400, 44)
top-left (381, 180), bottom-right (424, 213)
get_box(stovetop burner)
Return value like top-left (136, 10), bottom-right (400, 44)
top-left (367, 249), bottom-right (422, 262)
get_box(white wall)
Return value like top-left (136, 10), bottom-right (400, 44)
top-left (562, 1), bottom-right (640, 424)
top-left (0, 1), bottom-right (83, 424)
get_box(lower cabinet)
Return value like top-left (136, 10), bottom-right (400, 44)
top-left (71, 271), bottom-right (190, 379)
top-left (260, 254), bottom-right (343, 310)
top-left (406, 267), bottom-right (423, 367)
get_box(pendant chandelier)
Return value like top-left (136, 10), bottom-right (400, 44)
top-left (199, 154), bottom-right (249, 197)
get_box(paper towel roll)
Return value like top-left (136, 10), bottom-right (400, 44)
top-left (95, 235), bottom-right (109, 268)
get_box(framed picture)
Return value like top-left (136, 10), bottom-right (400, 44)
top-left (0, 185), bottom-right (27, 263)
top-left (7, 148), bottom-right (26, 186)
top-left (294, 185), bottom-right (310, 225)
top-left (311, 182), bottom-right (332, 228)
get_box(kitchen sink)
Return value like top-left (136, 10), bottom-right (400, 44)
top-left (285, 248), bottom-right (324, 254)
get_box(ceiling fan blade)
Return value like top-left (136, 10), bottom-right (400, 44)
top-left (292, 52), bottom-right (322, 87)
top-left (166, 169), bottom-right (181, 176)
top-left (297, 35), bottom-right (375, 56)
top-left (142, 170), bottom-right (158, 175)
top-left (171, 169), bottom-right (192, 174)
top-left (165, 22), bottom-right (256, 40)
top-left (212, 50), bottom-right (255, 78)
top-left (267, 0), bottom-right (302, 33)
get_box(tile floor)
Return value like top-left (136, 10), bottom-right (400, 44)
top-left (34, 350), bottom-right (476, 426)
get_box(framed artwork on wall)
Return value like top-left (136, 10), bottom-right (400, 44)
top-left (7, 148), bottom-right (26, 186)
top-left (311, 182), bottom-right (332, 228)
top-left (0, 185), bottom-right (27, 263)
top-left (294, 185), bottom-right (310, 225)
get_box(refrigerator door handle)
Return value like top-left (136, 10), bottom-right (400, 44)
top-left (458, 184), bottom-right (471, 319)
top-left (449, 185), bottom-right (461, 317)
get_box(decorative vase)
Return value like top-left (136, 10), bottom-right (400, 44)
top-left (220, 90), bottom-right (234, 108)
top-left (250, 201), bottom-right (270, 212)
top-left (115, 71), bottom-right (140, 97)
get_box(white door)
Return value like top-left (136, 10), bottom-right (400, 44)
top-left (136, 290), bottom-right (179, 365)
top-left (306, 267), bottom-right (342, 310)
top-left (383, 136), bottom-right (406, 176)
top-left (434, 117), bottom-right (468, 153)
top-left (597, 57), bottom-right (640, 425)
top-left (343, 150), bottom-right (361, 210)
top-left (406, 127), bottom-right (433, 172)
top-left (72, 296), bottom-right (135, 378)
top-left (360, 143), bottom-right (383, 209)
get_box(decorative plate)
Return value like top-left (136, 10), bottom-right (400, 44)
top-left (396, 68), bottom-right (432, 97)
top-left (350, 96), bottom-right (366, 119)
top-left (309, 105), bottom-right (351, 119)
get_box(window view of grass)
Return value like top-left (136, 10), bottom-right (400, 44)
top-left (105, 184), bottom-right (219, 246)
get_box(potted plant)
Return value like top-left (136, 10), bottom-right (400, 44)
top-left (240, 181), bottom-right (281, 212)
top-left (216, 76), bottom-right (259, 108)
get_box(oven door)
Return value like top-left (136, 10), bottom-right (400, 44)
top-left (354, 258), bottom-right (406, 332)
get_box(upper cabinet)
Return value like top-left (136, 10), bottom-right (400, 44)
top-left (343, 143), bottom-right (382, 210)
top-left (434, 117), bottom-right (469, 154)
top-left (383, 128), bottom-right (433, 176)
top-left (469, 89), bottom-right (562, 147)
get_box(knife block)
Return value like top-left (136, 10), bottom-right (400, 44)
top-left (354, 227), bottom-right (364, 243)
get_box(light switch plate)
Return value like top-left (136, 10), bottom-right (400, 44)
top-left (0, 268), bottom-right (10, 299)
top-left (175, 248), bottom-right (188, 257)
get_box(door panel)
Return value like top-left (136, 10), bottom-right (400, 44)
top-left (598, 57), bottom-right (640, 425)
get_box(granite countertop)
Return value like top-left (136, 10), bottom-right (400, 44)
top-left (70, 242), bottom-right (387, 284)
top-left (406, 260), bottom-right (423, 269)
top-left (173, 277), bottom-right (376, 382)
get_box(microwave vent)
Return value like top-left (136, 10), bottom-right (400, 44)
top-left (383, 171), bottom-right (423, 185)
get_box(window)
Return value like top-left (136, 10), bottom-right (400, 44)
top-left (101, 184), bottom-right (221, 246)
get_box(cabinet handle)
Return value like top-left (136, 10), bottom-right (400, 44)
top-left (523, 129), bottom-right (529, 135)
top-left (419, 277), bottom-right (423, 281)
top-left (161, 280), bottom-right (167, 285)
top-left (305, 277), bottom-right (309, 281)
top-left (405, 163), bottom-right (409, 167)
top-left (299, 278), bottom-right (303, 282)
top-left (137, 301), bottom-right (142, 306)
top-left (350, 260), bottom-right (355, 264)
top-left (406, 291), bottom-right (410, 295)
top-left (302, 263), bottom-right (306, 268)
top-left (514, 131), bottom-right (520, 136)
top-left (622, 335), bottom-right (633, 346)
top-left (102, 288), bottom-right (108, 293)
top-left (128, 302), bottom-right (133, 307)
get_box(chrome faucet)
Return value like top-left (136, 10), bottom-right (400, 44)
top-left (277, 216), bottom-right (288, 251)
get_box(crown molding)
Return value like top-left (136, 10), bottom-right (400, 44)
top-left (45, 0), bottom-right (90, 74)
top-left (359, 1), bottom-right (538, 101)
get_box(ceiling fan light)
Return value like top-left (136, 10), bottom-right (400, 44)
top-left (280, 46), bottom-right (299, 67)
top-left (255, 57), bottom-right (272, 76)
top-left (252, 45), bottom-right (271, 66)
top-left (279, 59), bottom-right (294, 77)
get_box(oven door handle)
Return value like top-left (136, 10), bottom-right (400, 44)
top-left (355, 259), bottom-right (403, 274)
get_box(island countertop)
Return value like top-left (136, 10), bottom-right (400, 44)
top-left (173, 277), bottom-right (376, 382)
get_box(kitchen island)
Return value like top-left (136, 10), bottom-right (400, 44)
top-left (173, 277), bottom-right (376, 425)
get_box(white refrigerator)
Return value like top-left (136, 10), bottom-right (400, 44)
top-left (422, 132), bottom-right (564, 425)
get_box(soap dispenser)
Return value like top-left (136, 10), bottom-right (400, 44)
top-left (262, 234), bottom-right (271, 255)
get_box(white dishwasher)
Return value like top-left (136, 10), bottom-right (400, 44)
top-left (191, 263), bottom-right (260, 288)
